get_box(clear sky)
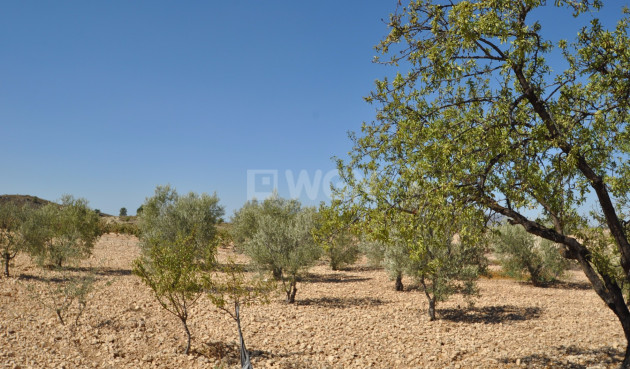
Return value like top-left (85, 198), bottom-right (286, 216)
top-left (1, 1), bottom-right (626, 217)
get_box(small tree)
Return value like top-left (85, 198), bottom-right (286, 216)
top-left (133, 185), bottom-right (224, 355)
top-left (0, 202), bottom-right (27, 277)
top-left (119, 207), bottom-right (127, 217)
top-left (408, 225), bottom-right (487, 321)
top-left (360, 238), bottom-right (410, 291)
top-left (232, 195), bottom-right (321, 303)
top-left (207, 260), bottom-right (275, 369)
top-left (493, 223), bottom-right (569, 286)
top-left (314, 203), bottom-right (360, 271)
top-left (26, 270), bottom-right (96, 327)
top-left (22, 195), bottom-right (100, 267)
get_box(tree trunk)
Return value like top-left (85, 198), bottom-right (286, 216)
top-left (331, 260), bottom-right (339, 271)
top-left (181, 318), bottom-right (191, 355)
top-left (395, 273), bottom-right (403, 291)
top-left (286, 281), bottom-right (297, 304)
top-left (428, 298), bottom-right (436, 321)
top-left (235, 302), bottom-right (253, 369)
top-left (3, 253), bottom-right (9, 277)
top-left (420, 278), bottom-right (436, 321)
top-left (622, 344), bottom-right (630, 369)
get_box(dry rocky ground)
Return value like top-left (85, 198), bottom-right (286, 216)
top-left (0, 234), bottom-right (626, 369)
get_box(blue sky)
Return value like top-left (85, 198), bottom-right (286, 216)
top-left (1, 1), bottom-right (626, 217)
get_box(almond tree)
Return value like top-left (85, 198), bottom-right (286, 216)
top-left (339, 0), bottom-right (630, 366)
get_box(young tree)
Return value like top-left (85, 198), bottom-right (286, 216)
top-left (339, 0), bottom-right (630, 365)
top-left (314, 202), bottom-right (360, 271)
top-left (22, 195), bottom-right (100, 267)
top-left (206, 260), bottom-right (275, 369)
top-left (0, 202), bottom-right (27, 277)
top-left (119, 207), bottom-right (127, 217)
top-left (356, 193), bottom-right (487, 320)
top-left (406, 208), bottom-right (488, 321)
top-left (232, 195), bottom-right (321, 303)
top-left (494, 223), bottom-right (569, 286)
top-left (360, 238), bottom-right (410, 291)
top-left (133, 185), bottom-right (224, 355)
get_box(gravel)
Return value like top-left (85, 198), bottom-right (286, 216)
top-left (0, 234), bottom-right (625, 368)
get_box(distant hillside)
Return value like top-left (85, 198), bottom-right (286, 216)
top-left (0, 194), bottom-right (52, 208)
top-left (0, 194), bottom-right (112, 217)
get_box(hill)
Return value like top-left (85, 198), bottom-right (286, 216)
top-left (0, 194), bottom-right (52, 208)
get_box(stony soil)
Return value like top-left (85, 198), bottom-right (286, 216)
top-left (0, 234), bottom-right (625, 369)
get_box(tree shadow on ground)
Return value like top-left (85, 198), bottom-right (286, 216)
top-left (64, 266), bottom-right (133, 277)
top-left (296, 296), bottom-right (385, 308)
top-left (439, 305), bottom-right (542, 324)
top-left (500, 345), bottom-right (623, 368)
top-left (303, 272), bottom-right (371, 284)
top-left (18, 266), bottom-right (130, 283)
top-left (213, 262), bottom-right (259, 273)
top-left (196, 340), bottom-right (301, 366)
top-left (344, 265), bottom-right (383, 272)
top-left (542, 280), bottom-right (592, 291)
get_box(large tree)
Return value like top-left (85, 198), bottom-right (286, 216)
top-left (339, 0), bottom-right (630, 366)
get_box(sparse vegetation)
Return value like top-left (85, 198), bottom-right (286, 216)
top-left (26, 270), bottom-right (96, 327)
top-left (206, 260), bottom-right (275, 369)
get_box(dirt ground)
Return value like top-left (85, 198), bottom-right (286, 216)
top-left (0, 234), bottom-right (625, 368)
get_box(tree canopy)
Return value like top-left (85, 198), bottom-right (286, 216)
top-left (337, 0), bottom-right (630, 365)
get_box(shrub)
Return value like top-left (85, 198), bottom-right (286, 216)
top-left (493, 223), bottom-right (569, 286)
top-left (98, 220), bottom-right (140, 236)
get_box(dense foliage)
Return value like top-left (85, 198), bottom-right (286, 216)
top-left (22, 195), bottom-right (100, 267)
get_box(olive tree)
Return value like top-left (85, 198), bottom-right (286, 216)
top-left (22, 195), bottom-right (100, 267)
top-left (0, 202), bottom-right (27, 277)
top-left (493, 223), bottom-right (569, 286)
top-left (360, 237), bottom-right (411, 292)
top-left (338, 0), bottom-right (630, 365)
top-left (232, 195), bottom-right (321, 303)
top-left (133, 185), bottom-right (224, 355)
